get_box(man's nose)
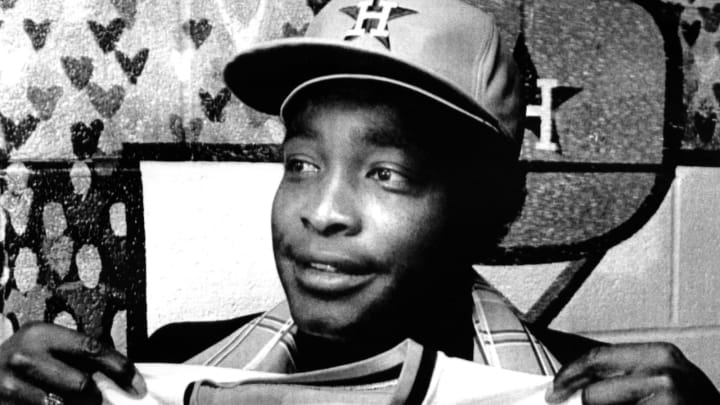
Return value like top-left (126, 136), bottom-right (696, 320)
top-left (301, 175), bottom-right (361, 237)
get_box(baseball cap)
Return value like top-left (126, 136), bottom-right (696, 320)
top-left (224, 0), bottom-right (524, 157)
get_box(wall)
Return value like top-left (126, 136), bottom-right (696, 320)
top-left (0, 0), bottom-right (719, 386)
top-left (141, 162), bottom-right (284, 332)
top-left (478, 165), bottom-right (720, 384)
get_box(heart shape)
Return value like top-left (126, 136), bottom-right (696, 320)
top-left (245, 107), bottom-right (268, 128)
top-left (42, 235), bottom-right (73, 280)
top-left (86, 83), bottom-right (125, 119)
top-left (282, 22), bottom-right (309, 38)
top-left (42, 202), bottom-right (68, 239)
top-left (681, 20), bottom-right (701, 47)
top-left (693, 111), bottom-right (716, 143)
top-left (183, 19), bottom-right (213, 49)
top-left (88, 19), bottom-right (126, 54)
top-left (169, 114), bottom-right (203, 143)
top-left (114, 48), bottom-right (149, 85)
top-left (71, 119), bottom-right (104, 159)
top-left (70, 161), bottom-right (92, 197)
top-left (199, 88), bottom-right (231, 123)
top-left (27, 86), bottom-right (63, 121)
top-left (0, 113), bottom-right (40, 152)
top-left (109, 0), bottom-right (137, 27)
top-left (0, 0), bottom-right (17, 10)
top-left (699, 4), bottom-right (720, 33)
top-left (307, 0), bottom-right (330, 15)
top-left (0, 188), bottom-right (33, 236)
top-left (23, 19), bottom-right (52, 51)
top-left (61, 56), bottom-right (94, 90)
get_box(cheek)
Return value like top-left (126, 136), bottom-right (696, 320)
top-left (364, 193), bottom-right (450, 271)
top-left (271, 183), bottom-right (301, 266)
top-left (271, 183), bottom-right (292, 236)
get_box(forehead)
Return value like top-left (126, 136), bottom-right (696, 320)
top-left (282, 81), bottom-right (421, 148)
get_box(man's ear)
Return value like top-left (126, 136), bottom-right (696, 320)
top-left (452, 161), bottom-right (527, 263)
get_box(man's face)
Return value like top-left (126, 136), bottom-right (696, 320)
top-left (271, 86), bottom-right (453, 343)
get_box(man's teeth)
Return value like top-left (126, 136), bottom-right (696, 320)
top-left (308, 262), bottom-right (338, 272)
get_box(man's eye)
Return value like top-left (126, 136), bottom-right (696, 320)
top-left (367, 167), bottom-right (412, 190)
top-left (285, 159), bottom-right (318, 174)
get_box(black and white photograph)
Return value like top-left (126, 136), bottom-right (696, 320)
top-left (0, 0), bottom-right (718, 403)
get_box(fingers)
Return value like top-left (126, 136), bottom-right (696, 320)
top-left (63, 339), bottom-right (145, 397)
top-left (5, 323), bottom-right (146, 399)
top-left (7, 351), bottom-right (102, 401)
top-left (90, 353), bottom-right (146, 397)
top-left (578, 374), bottom-right (680, 405)
top-left (0, 373), bottom-right (55, 405)
top-left (560, 343), bottom-right (686, 381)
top-left (28, 324), bottom-right (145, 396)
top-left (547, 343), bottom-right (688, 403)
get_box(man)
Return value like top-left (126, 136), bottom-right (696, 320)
top-left (0, 0), bottom-right (718, 403)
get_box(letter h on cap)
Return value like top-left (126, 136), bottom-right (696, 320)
top-left (341, 0), bottom-right (417, 49)
top-left (347, 0), bottom-right (397, 37)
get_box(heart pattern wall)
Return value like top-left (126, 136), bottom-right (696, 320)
top-left (0, 0), bottom-right (312, 160)
top-left (682, 1), bottom-right (720, 149)
top-left (0, 160), bottom-right (145, 355)
top-left (0, 0), bottom-right (314, 355)
top-left (0, 2), bottom-right (711, 157)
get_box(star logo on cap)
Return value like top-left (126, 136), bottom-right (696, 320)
top-left (340, 0), bottom-right (417, 50)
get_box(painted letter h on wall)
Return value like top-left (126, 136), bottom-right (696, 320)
top-left (526, 78), bottom-right (559, 152)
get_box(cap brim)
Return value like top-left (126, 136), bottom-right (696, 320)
top-left (224, 38), bottom-right (511, 146)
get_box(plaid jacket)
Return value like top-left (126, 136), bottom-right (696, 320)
top-left (182, 277), bottom-right (562, 404)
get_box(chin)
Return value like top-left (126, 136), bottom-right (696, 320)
top-left (299, 321), bottom-right (352, 342)
top-left (289, 296), bottom-right (364, 340)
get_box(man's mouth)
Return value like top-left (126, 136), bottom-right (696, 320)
top-left (289, 251), bottom-right (377, 295)
top-left (300, 259), bottom-right (371, 276)
top-left (307, 262), bottom-right (339, 273)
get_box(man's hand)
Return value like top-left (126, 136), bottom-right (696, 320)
top-left (0, 322), bottom-right (146, 404)
top-left (546, 343), bottom-right (720, 404)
